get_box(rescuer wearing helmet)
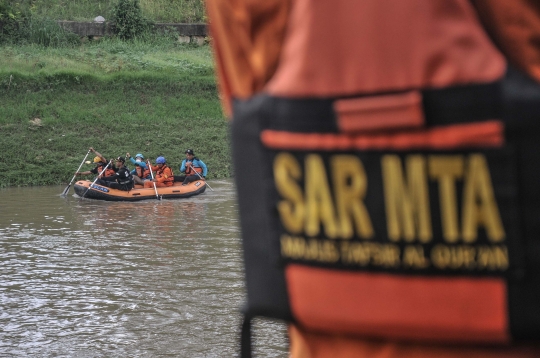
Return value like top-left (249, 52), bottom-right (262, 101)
top-left (95, 156), bottom-right (134, 191)
top-left (126, 152), bottom-right (151, 185)
top-left (174, 149), bottom-right (208, 185)
top-left (144, 156), bottom-right (174, 188)
top-left (75, 147), bottom-right (115, 178)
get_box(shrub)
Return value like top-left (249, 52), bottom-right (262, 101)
top-left (19, 17), bottom-right (80, 47)
top-left (1, 1), bottom-right (79, 47)
top-left (112, 0), bottom-right (151, 40)
top-left (0, 0), bottom-right (27, 43)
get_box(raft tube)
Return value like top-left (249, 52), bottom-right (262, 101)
top-left (73, 179), bottom-right (207, 201)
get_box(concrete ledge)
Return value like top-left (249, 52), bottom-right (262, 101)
top-left (58, 21), bottom-right (112, 37)
top-left (58, 21), bottom-right (207, 38)
top-left (155, 23), bottom-right (206, 37)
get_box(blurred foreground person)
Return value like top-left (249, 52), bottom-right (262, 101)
top-left (206, 0), bottom-right (540, 357)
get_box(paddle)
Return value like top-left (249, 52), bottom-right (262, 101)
top-left (61, 149), bottom-right (91, 196)
top-left (146, 160), bottom-right (161, 200)
top-left (189, 162), bottom-right (214, 191)
top-left (81, 160), bottom-right (112, 199)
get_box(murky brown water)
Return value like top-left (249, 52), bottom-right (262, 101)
top-left (0, 180), bottom-right (288, 357)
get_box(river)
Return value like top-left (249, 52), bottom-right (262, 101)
top-left (0, 180), bottom-right (288, 357)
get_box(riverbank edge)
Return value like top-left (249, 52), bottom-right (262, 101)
top-left (57, 21), bottom-right (207, 37)
top-left (0, 52), bottom-right (230, 188)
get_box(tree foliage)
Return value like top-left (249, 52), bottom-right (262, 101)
top-left (112, 0), bottom-right (151, 40)
top-left (0, 0), bottom-right (27, 42)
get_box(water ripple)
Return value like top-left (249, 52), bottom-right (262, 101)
top-left (0, 180), bottom-right (288, 357)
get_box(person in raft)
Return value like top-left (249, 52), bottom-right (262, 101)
top-left (174, 149), bottom-right (208, 185)
top-left (95, 156), bottom-right (134, 191)
top-left (144, 156), bottom-right (174, 188)
top-left (76, 147), bottom-right (115, 178)
top-left (126, 152), bottom-right (151, 185)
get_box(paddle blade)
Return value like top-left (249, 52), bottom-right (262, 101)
top-left (61, 184), bottom-right (71, 196)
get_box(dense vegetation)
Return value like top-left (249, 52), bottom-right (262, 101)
top-left (0, 0), bottom-right (205, 24)
top-left (0, 1), bottom-right (229, 188)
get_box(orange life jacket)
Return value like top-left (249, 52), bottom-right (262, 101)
top-left (135, 165), bottom-right (150, 179)
top-left (185, 161), bottom-right (203, 175)
top-left (154, 164), bottom-right (174, 186)
top-left (207, 0), bottom-right (540, 357)
top-left (97, 163), bottom-right (116, 178)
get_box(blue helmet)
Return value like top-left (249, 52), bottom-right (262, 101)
top-left (135, 153), bottom-right (144, 159)
top-left (156, 156), bottom-right (166, 164)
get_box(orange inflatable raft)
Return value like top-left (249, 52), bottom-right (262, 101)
top-left (73, 179), bottom-right (207, 201)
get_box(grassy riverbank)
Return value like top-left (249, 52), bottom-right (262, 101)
top-left (2, 0), bottom-right (205, 23)
top-left (0, 38), bottom-right (229, 187)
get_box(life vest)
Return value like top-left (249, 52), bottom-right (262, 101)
top-left (115, 167), bottom-right (133, 186)
top-left (185, 159), bottom-right (203, 175)
top-left (206, 0), bottom-right (540, 356)
top-left (156, 165), bottom-right (174, 186)
top-left (97, 163), bottom-right (115, 178)
top-left (135, 165), bottom-right (150, 179)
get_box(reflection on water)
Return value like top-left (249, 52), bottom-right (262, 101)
top-left (0, 180), bottom-right (288, 357)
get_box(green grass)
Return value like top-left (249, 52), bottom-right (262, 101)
top-left (0, 40), bottom-right (230, 187)
top-left (13, 0), bottom-right (206, 23)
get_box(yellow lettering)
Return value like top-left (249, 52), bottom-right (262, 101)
top-left (332, 155), bottom-right (374, 239)
top-left (431, 244), bottom-right (507, 271)
top-left (477, 245), bottom-right (508, 270)
top-left (385, 244), bottom-right (400, 267)
top-left (371, 245), bottom-right (386, 266)
top-left (494, 246), bottom-right (509, 270)
top-left (341, 241), bottom-right (370, 266)
top-left (274, 153), bottom-right (305, 234)
top-left (462, 155), bottom-right (505, 243)
top-left (461, 246), bottom-right (477, 269)
top-left (305, 155), bottom-right (339, 238)
top-left (382, 155), bottom-right (432, 242)
top-left (280, 234), bottom-right (306, 259)
top-left (305, 238), bottom-right (319, 260)
top-left (431, 245), bottom-right (450, 269)
top-left (340, 242), bottom-right (400, 267)
top-left (429, 156), bottom-right (463, 243)
top-left (402, 245), bottom-right (429, 268)
top-left (321, 240), bottom-right (340, 262)
top-left (280, 235), bottom-right (340, 263)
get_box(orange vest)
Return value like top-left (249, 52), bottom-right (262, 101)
top-left (135, 165), bottom-right (150, 179)
top-left (207, 0), bottom-right (540, 357)
top-left (97, 163), bottom-right (115, 178)
top-left (154, 165), bottom-right (174, 186)
top-left (186, 162), bottom-right (203, 175)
